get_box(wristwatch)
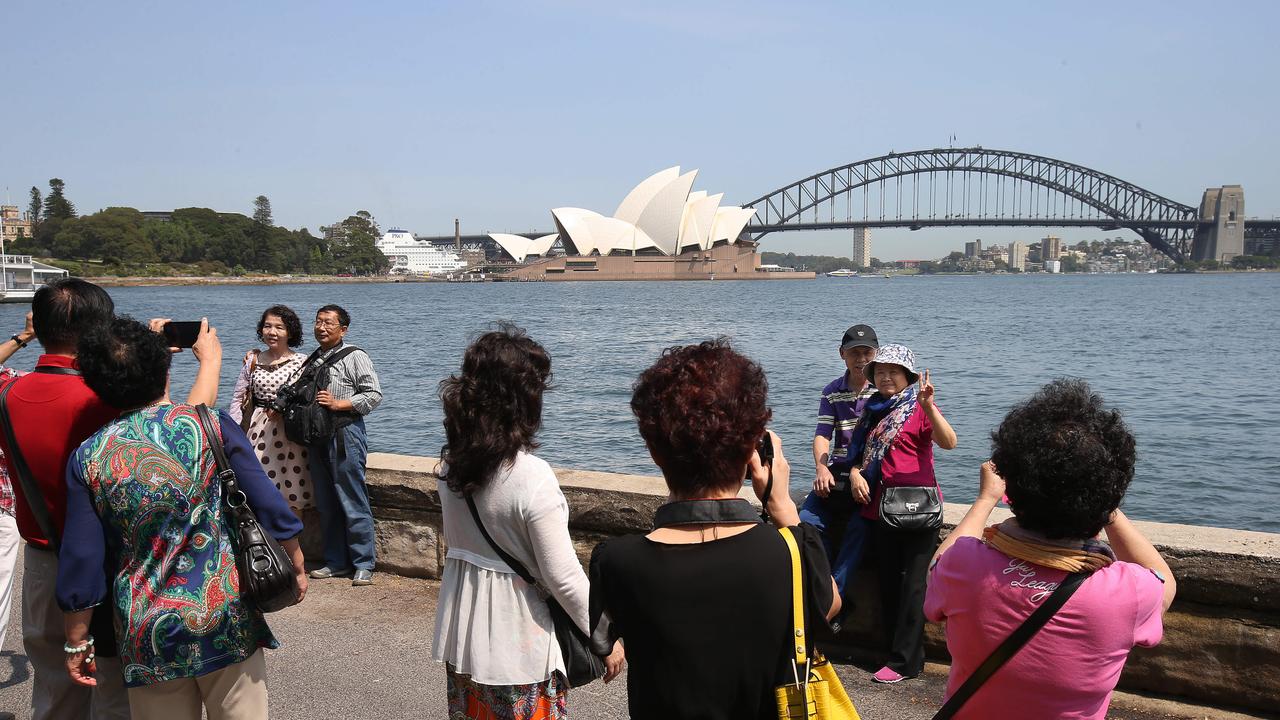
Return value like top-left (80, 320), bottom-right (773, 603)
top-left (8, 334), bottom-right (28, 348)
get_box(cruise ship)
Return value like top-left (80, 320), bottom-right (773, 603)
top-left (376, 229), bottom-right (468, 275)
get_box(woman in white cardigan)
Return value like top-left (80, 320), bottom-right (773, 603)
top-left (431, 325), bottom-right (623, 719)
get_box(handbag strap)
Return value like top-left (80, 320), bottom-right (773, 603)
top-left (932, 570), bottom-right (1089, 720)
top-left (463, 493), bottom-right (541, 591)
top-left (194, 404), bottom-right (241, 501)
top-left (0, 379), bottom-right (62, 553)
top-left (779, 526), bottom-right (807, 669)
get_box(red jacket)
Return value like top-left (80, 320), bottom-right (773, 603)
top-left (0, 355), bottom-right (117, 549)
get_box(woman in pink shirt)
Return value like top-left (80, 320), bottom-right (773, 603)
top-left (846, 343), bottom-right (957, 684)
top-left (925, 379), bottom-right (1177, 720)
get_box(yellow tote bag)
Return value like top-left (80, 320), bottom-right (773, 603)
top-left (774, 527), bottom-right (861, 720)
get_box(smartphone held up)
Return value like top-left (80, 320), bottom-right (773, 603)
top-left (162, 321), bottom-right (203, 349)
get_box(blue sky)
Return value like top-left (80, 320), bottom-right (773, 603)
top-left (3, 0), bottom-right (1276, 260)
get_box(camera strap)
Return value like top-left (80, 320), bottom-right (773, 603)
top-left (652, 499), bottom-right (762, 528)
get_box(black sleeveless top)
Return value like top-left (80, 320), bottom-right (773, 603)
top-left (589, 522), bottom-right (834, 719)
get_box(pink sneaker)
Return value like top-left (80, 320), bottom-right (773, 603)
top-left (871, 666), bottom-right (908, 684)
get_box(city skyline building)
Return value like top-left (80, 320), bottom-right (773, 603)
top-left (1041, 235), bottom-right (1062, 261)
top-left (852, 227), bottom-right (871, 268)
top-left (1008, 241), bottom-right (1027, 271)
top-left (964, 239), bottom-right (982, 258)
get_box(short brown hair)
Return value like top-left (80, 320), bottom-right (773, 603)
top-left (631, 339), bottom-right (771, 497)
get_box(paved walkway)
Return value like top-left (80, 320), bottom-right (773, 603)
top-left (0, 556), bottom-right (1266, 719)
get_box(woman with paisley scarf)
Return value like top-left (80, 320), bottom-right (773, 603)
top-left (55, 317), bottom-right (307, 719)
top-left (843, 343), bottom-right (956, 685)
top-left (924, 380), bottom-right (1175, 720)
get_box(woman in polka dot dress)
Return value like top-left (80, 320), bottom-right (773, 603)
top-left (229, 305), bottom-right (313, 517)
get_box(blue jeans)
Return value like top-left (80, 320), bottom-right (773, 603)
top-left (309, 418), bottom-right (376, 571)
top-left (798, 488), bottom-right (870, 599)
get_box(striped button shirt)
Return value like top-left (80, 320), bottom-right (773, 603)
top-left (814, 372), bottom-right (877, 471)
top-left (314, 342), bottom-right (383, 416)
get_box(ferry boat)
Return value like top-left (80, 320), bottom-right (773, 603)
top-left (826, 268), bottom-right (858, 277)
top-left (376, 229), bottom-right (468, 276)
top-left (1, 254), bottom-right (69, 303)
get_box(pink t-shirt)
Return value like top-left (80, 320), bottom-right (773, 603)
top-left (924, 537), bottom-right (1165, 720)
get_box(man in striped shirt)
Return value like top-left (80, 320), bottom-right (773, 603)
top-left (799, 324), bottom-right (880, 612)
top-left (306, 304), bottom-right (384, 587)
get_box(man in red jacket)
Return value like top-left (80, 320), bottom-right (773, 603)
top-left (0, 279), bottom-right (127, 720)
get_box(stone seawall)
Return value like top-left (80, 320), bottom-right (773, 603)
top-left (306, 453), bottom-right (1280, 715)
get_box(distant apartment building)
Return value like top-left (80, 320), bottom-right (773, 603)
top-left (1, 206), bottom-right (34, 245)
top-left (1041, 235), bottom-right (1062, 261)
top-left (964, 239), bottom-right (982, 257)
top-left (1008, 241), bottom-right (1027, 271)
top-left (852, 227), bottom-right (872, 268)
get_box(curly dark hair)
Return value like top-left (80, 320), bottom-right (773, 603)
top-left (438, 324), bottom-right (552, 496)
top-left (257, 305), bottom-right (304, 347)
top-left (991, 379), bottom-right (1136, 540)
top-left (631, 339), bottom-right (771, 498)
top-left (77, 316), bottom-right (172, 410)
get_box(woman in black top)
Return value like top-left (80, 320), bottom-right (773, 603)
top-left (590, 339), bottom-right (841, 719)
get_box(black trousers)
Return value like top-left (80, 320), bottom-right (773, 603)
top-left (871, 523), bottom-right (940, 677)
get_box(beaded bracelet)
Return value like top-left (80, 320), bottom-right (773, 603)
top-left (63, 636), bottom-right (95, 655)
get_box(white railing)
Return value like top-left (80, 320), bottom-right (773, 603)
top-left (0, 254), bottom-right (33, 265)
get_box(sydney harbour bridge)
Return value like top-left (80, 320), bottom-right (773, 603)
top-left (433, 147), bottom-right (1277, 264)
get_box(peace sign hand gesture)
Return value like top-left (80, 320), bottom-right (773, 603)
top-left (919, 369), bottom-right (936, 408)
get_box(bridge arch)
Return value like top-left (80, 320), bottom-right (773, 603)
top-left (743, 148), bottom-right (1199, 261)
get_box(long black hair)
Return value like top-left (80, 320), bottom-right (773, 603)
top-left (438, 324), bottom-right (552, 496)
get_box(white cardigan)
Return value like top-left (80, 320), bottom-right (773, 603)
top-left (431, 451), bottom-right (591, 685)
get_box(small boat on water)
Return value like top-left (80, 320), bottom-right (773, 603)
top-left (826, 268), bottom-right (858, 277)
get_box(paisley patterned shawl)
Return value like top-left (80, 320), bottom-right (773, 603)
top-left (852, 384), bottom-right (919, 484)
top-left (76, 404), bottom-right (277, 688)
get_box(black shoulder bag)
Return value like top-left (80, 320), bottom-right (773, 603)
top-left (931, 571), bottom-right (1089, 720)
top-left (0, 368), bottom-right (119, 656)
top-left (275, 346), bottom-right (360, 446)
top-left (195, 404), bottom-right (300, 613)
top-left (464, 494), bottom-right (606, 688)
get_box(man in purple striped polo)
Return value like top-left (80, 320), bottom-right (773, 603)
top-left (799, 324), bottom-right (880, 617)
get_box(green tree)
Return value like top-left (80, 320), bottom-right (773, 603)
top-left (144, 219), bottom-right (197, 262)
top-left (43, 178), bottom-right (76, 220)
top-left (325, 211), bottom-right (389, 275)
top-left (252, 195), bottom-right (273, 226)
top-left (52, 208), bottom-right (152, 263)
top-left (27, 186), bottom-right (42, 237)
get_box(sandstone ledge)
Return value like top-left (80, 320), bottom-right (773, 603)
top-left (331, 452), bottom-right (1280, 714)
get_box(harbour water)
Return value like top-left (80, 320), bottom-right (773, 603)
top-left (3, 272), bottom-right (1277, 533)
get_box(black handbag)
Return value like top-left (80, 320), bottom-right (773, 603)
top-left (195, 405), bottom-right (300, 613)
top-left (879, 485), bottom-right (944, 531)
top-left (465, 494), bottom-right (606, 688)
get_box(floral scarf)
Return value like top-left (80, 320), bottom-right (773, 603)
top-left (848, 384), bottom-right (918, 484)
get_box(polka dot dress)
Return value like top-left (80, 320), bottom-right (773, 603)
top-left (245, 352), bottom-right (313, 513)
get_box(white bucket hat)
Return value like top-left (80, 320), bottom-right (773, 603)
top-left (863, 343), bottom-right (920, 385)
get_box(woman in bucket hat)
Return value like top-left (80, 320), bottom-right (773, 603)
top-left (844, 343), bottom-right (956, 684)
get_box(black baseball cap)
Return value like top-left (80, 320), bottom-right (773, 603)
top-left (840, 324), bottom-right (878, 350)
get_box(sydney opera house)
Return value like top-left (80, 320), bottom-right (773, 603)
top-left (489, 167), bottom-right (812, 281)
